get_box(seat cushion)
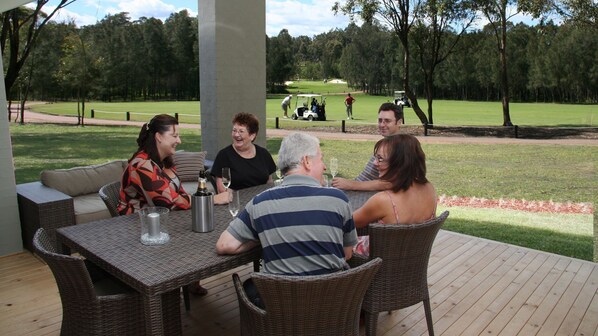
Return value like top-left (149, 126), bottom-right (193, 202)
top-left (73, 194), bottom-right (112, 224)
top-left (174, 151), bottom-right (207, 182)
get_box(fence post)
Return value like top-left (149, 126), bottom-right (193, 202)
top-left (341, 120), bottom-right (346, 133)
top-left (175, 113), bottom-right (179, 121)
top-left (275, 117), bottom-right (279, 129)
top-left (91, 109), bottom-right (95, 118)
top-left (126, 112), bottom-right (130, 121)
top-left (514, 125), bottom-right (518, 138)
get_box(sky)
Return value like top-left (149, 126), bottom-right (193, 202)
top-left (39, 0), bottom-right (354, 37)
top-left (38, 0), bottom-right (539, 37)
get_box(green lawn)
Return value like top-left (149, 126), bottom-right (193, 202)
top-left (29, 81), bottom-right (597, 126)
top-left (9, 123), bottom-right (595, 260)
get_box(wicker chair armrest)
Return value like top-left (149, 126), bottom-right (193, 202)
top-left (16, 182), bottom-right (75, 251)
top-left (356, 225), bottom-right (370, 236)
top-left (348, 252), bottom-right (369, 268)
top-left (233, 273), bottom-right (266, 316)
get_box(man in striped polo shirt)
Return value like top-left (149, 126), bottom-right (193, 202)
top-left (217, 131), bottom-right (356, 273)
top-left (216, 132), bottom-right (357, 305)
top-left (331, 102), bottom-right (403, 191)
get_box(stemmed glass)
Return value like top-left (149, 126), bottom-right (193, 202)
top-left (228, 190), bottom-right (240, 217)
top-left (329, 157), bottom-right (339, 178)
top-left (274, 168), bottom-right (283, 186)
top-left (222, 168), bottom-right (231, 190)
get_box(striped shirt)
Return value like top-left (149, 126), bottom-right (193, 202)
top-left (226, 174), bottom-right (357, 276)
top-left (355, 155), bottom-right (379, 181)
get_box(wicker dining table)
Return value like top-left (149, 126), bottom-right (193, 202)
top-left (56, 183), bottom-right (375, 336)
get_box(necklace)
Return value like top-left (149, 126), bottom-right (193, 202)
top-left (234, 144), bottom-right (256, 159)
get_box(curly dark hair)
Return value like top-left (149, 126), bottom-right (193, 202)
top-left (131, 114), bottom-right (179, 168)
top-left (232, 112), bottom-right (259, 139)
top-left (375, 134), bottom-right (428, 192)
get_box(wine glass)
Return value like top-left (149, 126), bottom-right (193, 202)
top-left (222, 168), bottom-right (231, 190)
top-left (275, 168), bottom-right (282, 180)
top-left (329, 157), bottom-right (339, 178)
top-left (228, 190), bottom-right (240, 217)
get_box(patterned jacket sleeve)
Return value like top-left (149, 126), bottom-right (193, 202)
top-left (118, 155), bottom-right (191, 215)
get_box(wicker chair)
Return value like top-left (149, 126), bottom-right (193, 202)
top-left (98, 180), bottom-right (121, 218)
top-left (351, 211), bottom-right (449, 336)
top-left (98, 180), bottom-right (192, 312)
top-left (33, 228), bottom-right (182, 335)
top-left (233, 258), bottom-right (382, 336)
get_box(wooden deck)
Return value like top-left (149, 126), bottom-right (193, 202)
top-left (1, 230), bottom-right (597, 336)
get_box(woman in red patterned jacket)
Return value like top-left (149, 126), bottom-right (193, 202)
top-left (118, 114), bottom-right (229, 215)
top-left (118, 114), bottom-right (229, 296)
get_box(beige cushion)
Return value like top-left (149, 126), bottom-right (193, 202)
top-left (73, 194), bottom-right (111, 224)
top-left (174, 151), bottom-right (206, 182)
top-left (41, 160), bottom-right (127, 197)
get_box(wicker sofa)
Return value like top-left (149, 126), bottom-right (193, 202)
top-left (16, 151), bottom-right (210, 251)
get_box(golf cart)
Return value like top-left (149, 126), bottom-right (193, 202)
top-left (292, 94), bottom-right (326, 121)
top-left (394, 91), bottom-right (411, 108)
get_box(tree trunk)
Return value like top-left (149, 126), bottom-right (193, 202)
top-left (403, 43), bottom-right (429, 125)
top-left (499, 9), bottom-right (513, 126)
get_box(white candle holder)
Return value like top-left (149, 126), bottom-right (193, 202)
top-left (139, 207), bottom-right (170, 245)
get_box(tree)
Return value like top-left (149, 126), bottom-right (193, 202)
top-left (334, 0), bottom-right (431, 125)
top-left (137, 17), bottom-right (171, 99)
top-left (312, 30), bottom-right (346, 80)
top-left (266, 29), bottom-right (294, 93)
top-left (340, 23), bottom-right (393, 95)
top-left (84, 13), bottom-right (132, 101)
top-left (523, 0), bottom-right (598, 30)
top-left (411, 0), bottom-right (476, 124)
top-left (164, 10), bottom-right (198, 100)
top-left (0, 0), bottom-right (72, 99)
top-left (477, 0), bottom-right (524, 125)
top-left (55, 28), bottom-right (95, 125)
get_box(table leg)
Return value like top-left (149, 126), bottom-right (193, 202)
top-left (162, 290), bottom-right (182, 335)
top-left (253, 259), bottom-right (261, 272)
top-left (144, 295), bottom-right (164, 335)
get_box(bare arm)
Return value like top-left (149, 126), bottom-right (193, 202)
top-left (215, 230), bottom-right (259, 254)
top-left (352, 194), bottom-right (385, 228)
top-left (331, 177), bottom-right (391, 191)
top-left (344, 246), bottom-right (353, 260)
top-left (213, 190), bottom-right (231, 205)
top-left (216, 176), bottom-right (225, 194)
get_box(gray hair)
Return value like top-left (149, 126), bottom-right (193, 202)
top-left (278, 132), bottom-right (320, 175)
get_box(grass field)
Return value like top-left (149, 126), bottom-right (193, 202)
top-left (29, 81), bottom-right (597, 126)
top-left (9, 123), bottom-right (595, 260)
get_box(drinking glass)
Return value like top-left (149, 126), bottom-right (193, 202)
top-left (275, 169), bottom-right (282, 180)
top-left (329, 157), bottom-right (339, 178)
top-left (222, 168), bottom-right (231, 190)
top-left (322, 174), bottom-right (330, 187)
top-left (228, 190), bottom-right (240, 217)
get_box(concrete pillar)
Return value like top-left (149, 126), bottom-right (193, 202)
top-left (0, 54), bottom-right (24, 255)
top-left (198, 0), bottom-right (266, 160)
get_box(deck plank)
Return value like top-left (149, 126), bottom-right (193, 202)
top-left (556, 264), bottom-right (598, 336)
top-left (480, 253), bottom-right (558, 335)
top-left (2, 230), bottom-right (597, 336)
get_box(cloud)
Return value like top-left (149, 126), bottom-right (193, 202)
top-left (104, 0), bottom-right (195, 22)
top-left (266, 0), bottom-right (352, 37)
top-left (41, 0), bottom-right (351, 35)
top-left (27, 4), bottom-right (99, 26)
